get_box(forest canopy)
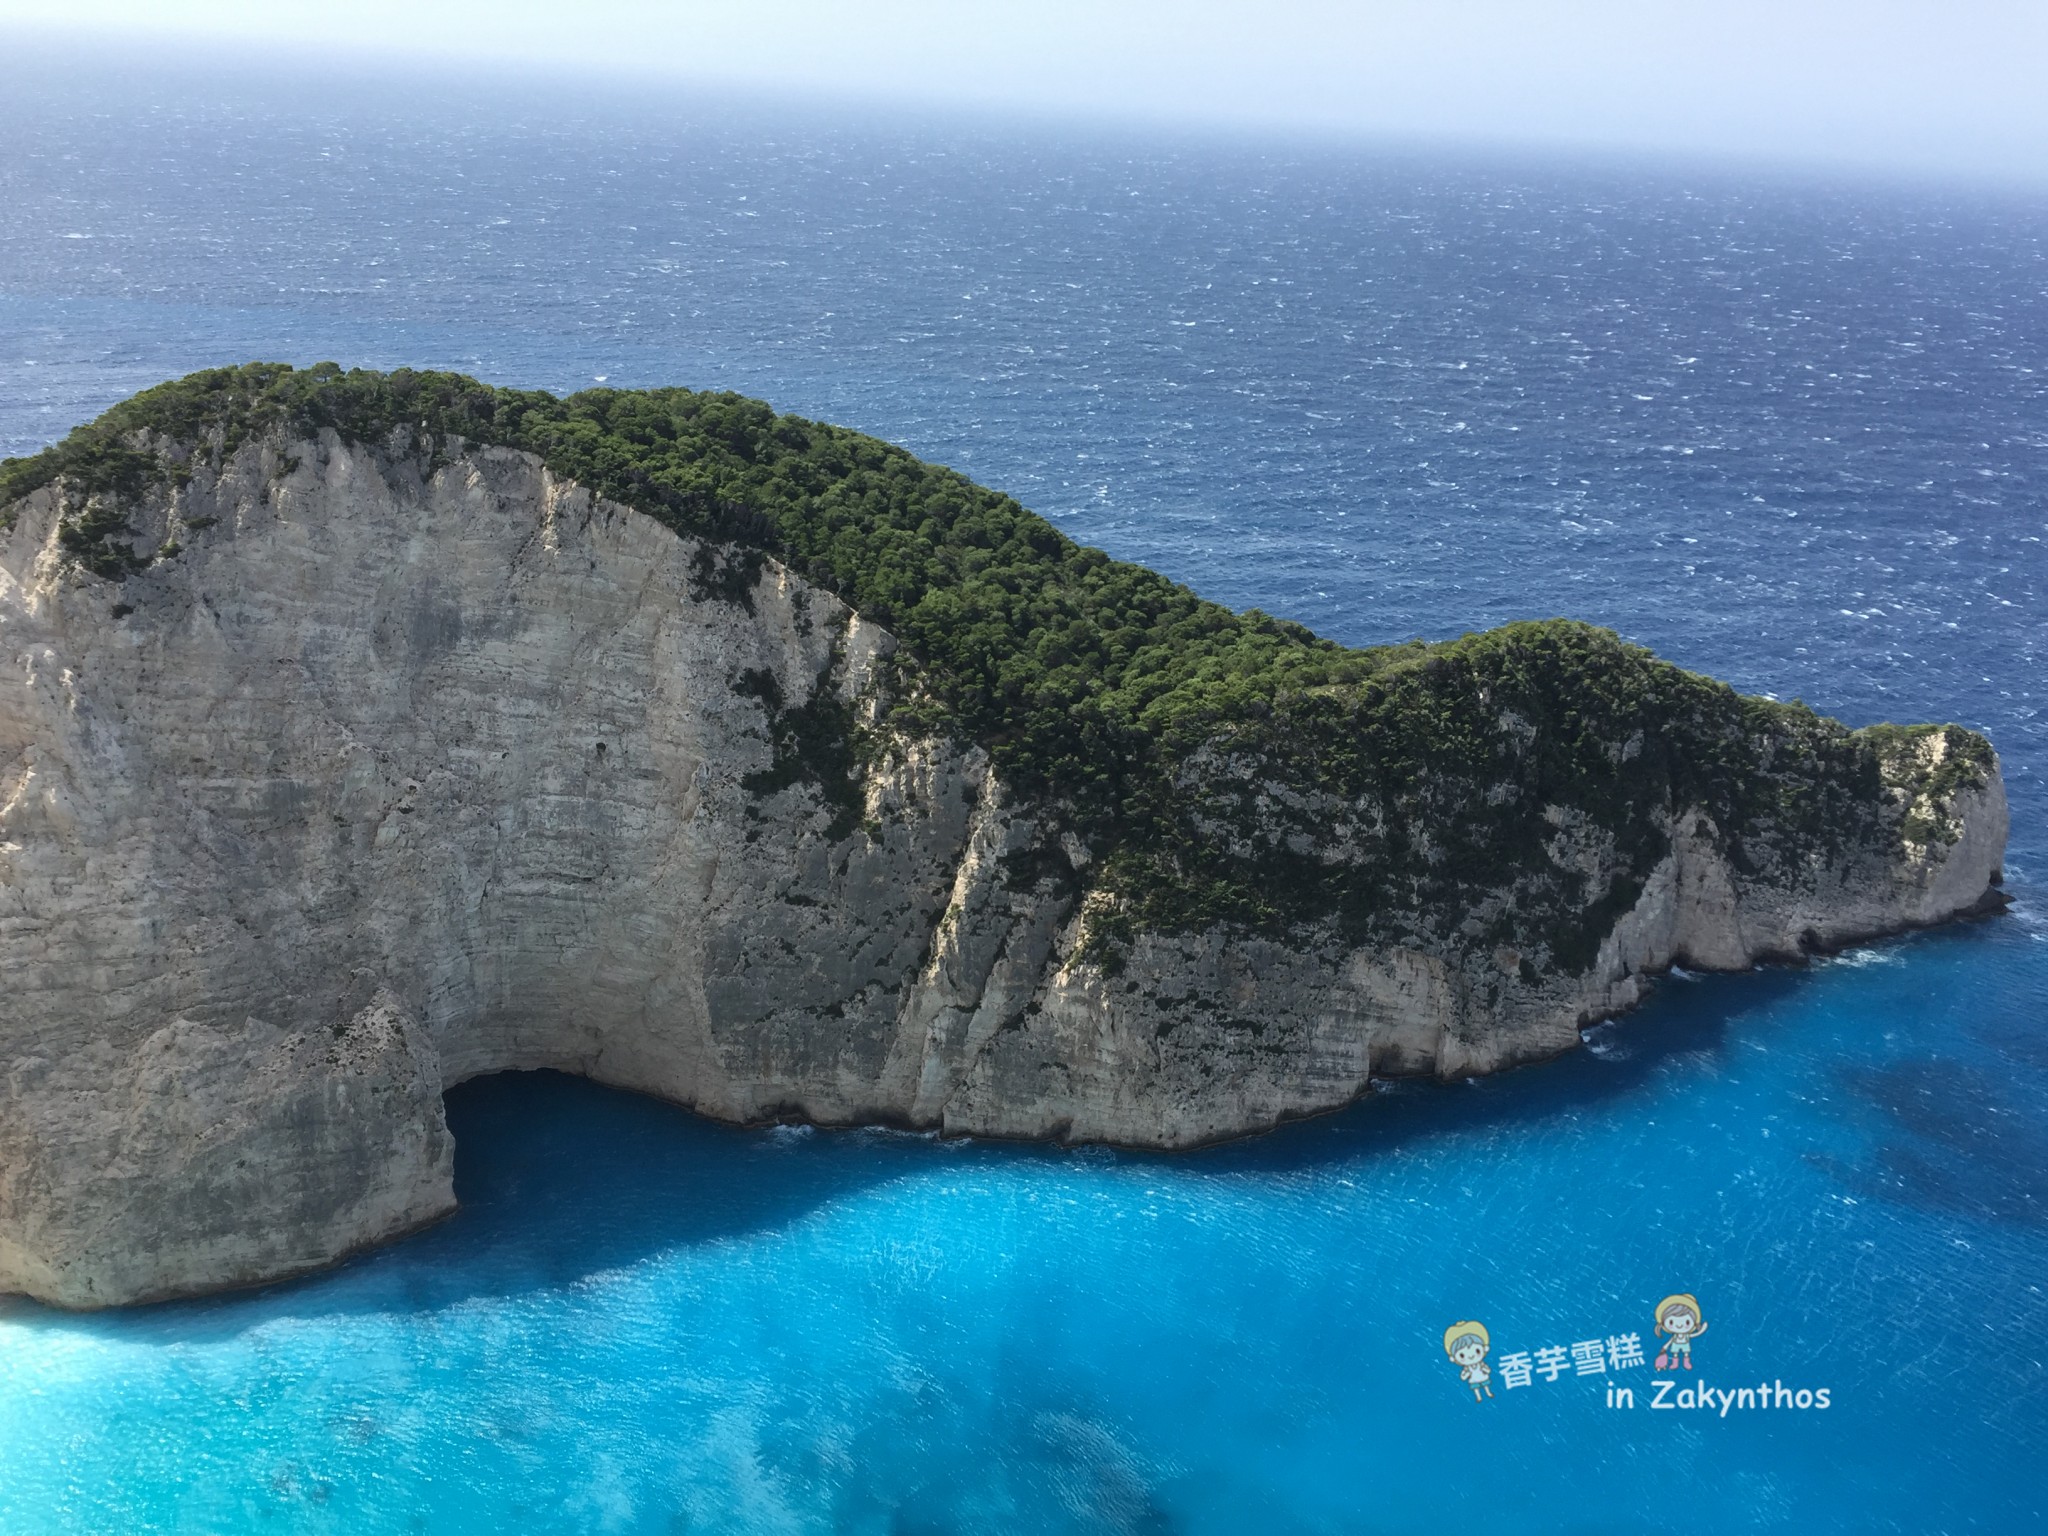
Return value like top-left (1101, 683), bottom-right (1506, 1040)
top-left (2, 363), bottom-right (1980, 958)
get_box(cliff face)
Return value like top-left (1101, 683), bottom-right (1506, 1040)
top-left (0, 430), bottom-right (2007, 1307)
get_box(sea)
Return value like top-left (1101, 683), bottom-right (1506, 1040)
top-left (1, 39), bottom-right (2045, 1535)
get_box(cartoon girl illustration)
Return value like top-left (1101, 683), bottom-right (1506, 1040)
top-left (1443, 1321), bottom-right (1494, 1403)
top-left (1654, 1293), bottom-right (1708, 1370)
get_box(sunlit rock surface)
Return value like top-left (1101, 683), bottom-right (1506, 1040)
top-left (0, 434), bottom-right (2006, 1305)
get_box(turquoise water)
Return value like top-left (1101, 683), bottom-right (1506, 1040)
top-left (6, 929), bottom-right (2044, 1532)
top-left (2, 41), bottom-right (2046, 1533)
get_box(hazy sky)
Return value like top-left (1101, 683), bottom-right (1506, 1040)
top-left (7, 0), bottom-right (2048, 184)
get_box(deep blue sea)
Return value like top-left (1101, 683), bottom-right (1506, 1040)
top-left (3, 42), bottom-right (2046, 1534)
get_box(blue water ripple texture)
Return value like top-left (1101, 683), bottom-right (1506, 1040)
top-left (1, 48), bottom-right (2045, 1535)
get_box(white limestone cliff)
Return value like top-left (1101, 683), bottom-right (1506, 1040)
top-left (0, 435), bottom-right (2007, 1306)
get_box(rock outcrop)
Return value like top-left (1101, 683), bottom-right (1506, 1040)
top-left (0, 424), bottom-right (2007, 1307)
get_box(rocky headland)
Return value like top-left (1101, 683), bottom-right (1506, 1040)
top-left (0, 365), bottom-right (2008, 1307)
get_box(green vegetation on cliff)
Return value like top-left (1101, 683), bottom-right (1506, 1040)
top-left (0, 363), bottom-right (1996, 969)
